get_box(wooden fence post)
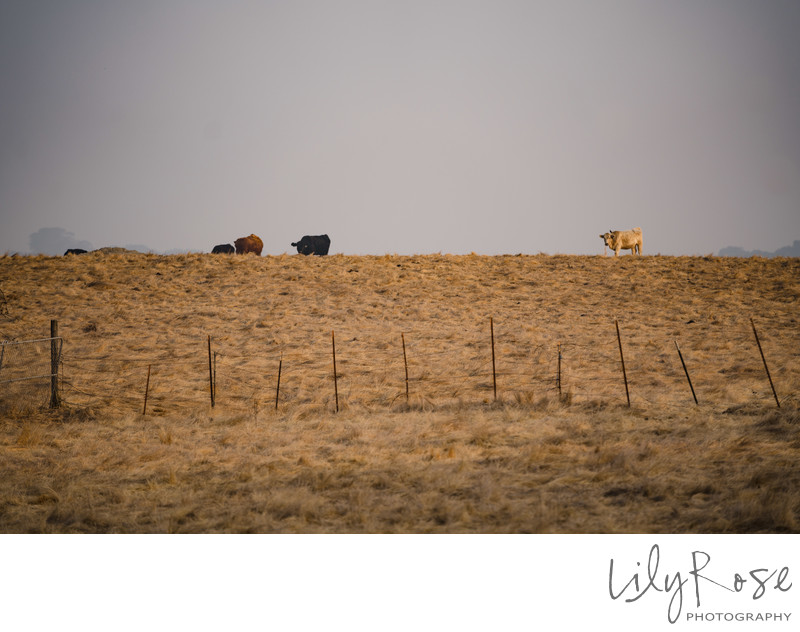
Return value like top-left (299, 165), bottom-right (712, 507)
top-left (490, 317), bottom-right (497, 401)
top-left (207, 335), bottom-right (215, 408)
top-left (557, 343), bottom-right (562, 400)
top-left (615, 319), bottom-right (631, 407)
top-left (331, 330), bottom-right (339, 413)
top-left (50, 319), bottom-right (60, 409)
top-left (401, 333), bottom-right (409, 403)
top-left (750, 318), bottom-right (780, 408)
top-left (275, 354), bottom-right (282, 411)
top-left (143, 364), bottom-right (152, 415)
top-left (674, 341), bottom-right (698, 405)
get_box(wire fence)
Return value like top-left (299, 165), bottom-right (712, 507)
top-left (0, 336), bottom-right (62, 410)
top-left (32, 316), bottom-right (797, 417)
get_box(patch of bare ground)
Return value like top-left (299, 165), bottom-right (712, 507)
top-left (1, 253), bottom-right (798, 532)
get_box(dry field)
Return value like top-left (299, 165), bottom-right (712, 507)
top-left (1, 252), bottom-right (798, 533)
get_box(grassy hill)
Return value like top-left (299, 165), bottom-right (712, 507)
top-left (1, 252), bottom-right (798, 532)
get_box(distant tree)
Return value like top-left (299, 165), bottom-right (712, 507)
top-left (774, 240), bottom-right (800, 257)
top-left (718, 240), bottom-right (800, 258)
top-left (718, 246), bottom-right (750, 257)
top-left (29, 228), bottom-right (93, 256)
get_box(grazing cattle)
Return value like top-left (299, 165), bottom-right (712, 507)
top-left (600, 227), bottom-right (643, 256)
top-left (211, 244), bottom-right (235, 254)
top-left (64, 248), bottom-right (88, 255)
top-left (234, 234), bottom-right (263, 255)
top-left (291, 234), bottom-right (330, 256)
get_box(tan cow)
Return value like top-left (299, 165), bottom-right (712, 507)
top-left (600, 227), bottom-right (643, 256)
top-left (234, 234), bottom-right (264, 255)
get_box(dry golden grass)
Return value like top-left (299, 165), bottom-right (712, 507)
top-left (1, 252), bottom-right (798, 532)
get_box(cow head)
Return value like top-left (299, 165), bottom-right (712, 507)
top-left (292, 239), bottom-right (311, 255)
top-left (292, 236), bottom-right (320, 255)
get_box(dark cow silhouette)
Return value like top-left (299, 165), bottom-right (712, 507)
top-left (211, 244), bottom-right (235, 254)
top-left (291, 234), bottom-right (330, 256)
top-left (234, 234), bottom-right (263, 255)
top-left (64, 248), bottom-right (89, 255)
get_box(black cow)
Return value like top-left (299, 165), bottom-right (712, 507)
top-left (64, 248), bottom-right (89, 255)
top-left (211, 244), bottom-right (235, 254)
top-left (291, 234), bottom-right (330, 256)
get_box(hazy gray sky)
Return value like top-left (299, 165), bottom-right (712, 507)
top-left (2, 1), bottom-right (799, 256)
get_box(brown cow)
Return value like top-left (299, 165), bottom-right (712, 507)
top-left (234, 234), bottom-right (263, 255)
top-left (600, 227), bottom-right (643, 256)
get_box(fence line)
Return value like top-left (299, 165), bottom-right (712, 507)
top-left (13, 316), bottom-right (792, 416)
